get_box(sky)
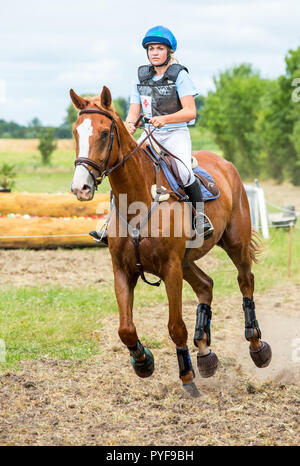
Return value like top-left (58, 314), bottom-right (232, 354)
top-left (0, 0), bottom-right (299, 126)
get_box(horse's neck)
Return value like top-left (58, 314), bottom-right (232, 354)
top-left (108, 133), bottom-right (154, 209)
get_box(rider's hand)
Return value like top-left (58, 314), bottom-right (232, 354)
top-left (149, 115), bottom-right (167, 129)
top-left (125, 121), bottom-right (136, 135)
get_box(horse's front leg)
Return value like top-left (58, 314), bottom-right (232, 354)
top-left (183, 262), bottom-right (219, 378)
top-left (113, 266), bottom-right (154, 378)
top-left (164, 261), bottom-right (199, 398)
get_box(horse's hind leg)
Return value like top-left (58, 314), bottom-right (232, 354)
top-left (183, 262), bottom-right (219, 377)
top-left (221, 223), bottom-right (272, 368)
top-left (113, 266), bottom-right (154, 378)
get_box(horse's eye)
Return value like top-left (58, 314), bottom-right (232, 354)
top-left (101, 130), bottom-right (109, 141)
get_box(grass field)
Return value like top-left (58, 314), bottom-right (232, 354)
top-left (0, 128), bottom-right (220, 193)
top-left (0, 136), bottom-right (299, 446)
top-left (0, 227), bottom-right (299, 372)
top-left (0, 135), bottom-right (299, 369)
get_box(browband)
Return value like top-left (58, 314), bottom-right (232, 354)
top-left (79, 108), bottom-right (114, 119)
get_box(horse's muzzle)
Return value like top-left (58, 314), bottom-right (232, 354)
top-left (71, 184), bottom-right (94, 201)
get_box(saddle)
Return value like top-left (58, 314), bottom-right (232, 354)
top-left (146, 144), bottom-right (220, 202)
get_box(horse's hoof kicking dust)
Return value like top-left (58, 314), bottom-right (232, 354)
top-left (249, 341), bottom-right (272, 368)
top-left (182, 382), bottom-right (200, 398)
top-left (197, 350), bottom-right (219, 378)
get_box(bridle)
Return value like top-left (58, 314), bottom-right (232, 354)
top-left (74, 108), bottom-right (155, 189)
top-left (73, 107), bottom-right (190, 288)
top-left (74, 108), bottom-right (121, 189)
top-left (74, 107), bottom-right (163, 287)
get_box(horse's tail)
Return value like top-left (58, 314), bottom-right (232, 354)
top-left (249, 229), bottom-right (264, 264)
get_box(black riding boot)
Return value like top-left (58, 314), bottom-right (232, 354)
top-left (89, 191), bottom-right (112, 246)
top-left (89, 225), bottom-right (108, 245)
top-left (184, 179), bottom-right (214, 240)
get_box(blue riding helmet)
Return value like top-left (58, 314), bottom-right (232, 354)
top-left (142, 25), bottom-right (177, 51)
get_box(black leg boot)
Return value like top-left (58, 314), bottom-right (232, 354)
top-left (185, 179), bottom-right (214, 240)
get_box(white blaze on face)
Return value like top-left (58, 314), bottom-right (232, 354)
top-left (71, 118), bottom-right (94, 194)
top-left (77, 118), bottom-right (93, 158)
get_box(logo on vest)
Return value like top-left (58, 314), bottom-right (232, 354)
top-left (140, 95), bottom-right (152, 119)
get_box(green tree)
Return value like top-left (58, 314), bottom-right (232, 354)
top-left (26, 117), bottom-right (42, 138)
top-left (0, 163), bottom-right (17, 190)
top-left (64, 103), bottom-right (78, 128)
top-left (257, 46), bottom-right (300, 185)
top-left (38, 128), bottom-right (57, 166)
top-left (112, 97), bottom-right (129, 120)
top-left (201, 64), bottom-right (268, 178)
top-left (64, 94), bottom-right (130, 131)
top-left (64, 93), bottom-right (96, 129)
top-left (194, 95), bottom-right (205, 122)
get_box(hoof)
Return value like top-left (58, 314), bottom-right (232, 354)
top-left (182, 382), bottom-right (200, 398)
top-left (249, 341), bottom-right (272, 368)
top-left (197, 350), bottom-right (219, 378)
top-left (130, 347), bottom-right (154, 378)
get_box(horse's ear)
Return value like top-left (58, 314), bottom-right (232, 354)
top-left (100, 86), bottom-right (112, 109)
top-left (69, 89), bottom-right (88, 110)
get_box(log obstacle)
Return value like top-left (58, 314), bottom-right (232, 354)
top-left (0, 192), bottom-right (110, 248)
top-left (0, 216), bottom-right (106, 248)
top-left (0, 192), bottom-right (110, 217)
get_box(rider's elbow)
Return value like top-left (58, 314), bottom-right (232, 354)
top-left (189, 108), bottom-right (197, 120)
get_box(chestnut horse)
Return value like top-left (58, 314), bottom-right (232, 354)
top-left (70, 86), bottom-right (272, 397)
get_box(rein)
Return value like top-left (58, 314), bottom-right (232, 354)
top-left (74, 108), bottom-right (161, 286)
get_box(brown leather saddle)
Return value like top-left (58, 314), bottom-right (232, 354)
top-left (146, 131), bottom-right (219, 199)
top-left (162, 151), bottom-right (219, 198)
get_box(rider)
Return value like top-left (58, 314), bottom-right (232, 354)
top-left (90, 25), bottom-right (214, 244)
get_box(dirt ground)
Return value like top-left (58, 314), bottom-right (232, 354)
top-left (0, 245), bottom-right (299, 446)
top-left (0, 180), bottom-right (299, 446)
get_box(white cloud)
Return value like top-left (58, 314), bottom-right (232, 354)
top-left (0, 0), bottom-right (299, 124)
top-left (0, 80), bottom-right (7, 103)
top-left (57, 60), bottom-right (119, 87)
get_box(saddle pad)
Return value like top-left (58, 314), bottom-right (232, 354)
top-left (146, 146), bottom-right (220, 202)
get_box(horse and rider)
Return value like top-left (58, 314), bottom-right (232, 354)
top-left (70, 26), bottom-right (272, 397)
top-left (89, 25), bottom-right (213, 245)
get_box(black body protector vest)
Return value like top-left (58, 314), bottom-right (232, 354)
top-left (137, 63), bottom-right (189, 119)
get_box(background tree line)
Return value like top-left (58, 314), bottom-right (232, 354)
top-left (200, 45), bottom-right (300, 185)
top-left (0, 97), bottom-right (130, 139)
top-left (1, 45), bottom-right (299, 184)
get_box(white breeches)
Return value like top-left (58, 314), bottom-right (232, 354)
top-left (138, 127), bottom-right (195, 187)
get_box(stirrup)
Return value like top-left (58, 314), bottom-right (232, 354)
top-left (89, 222), bottom-right (108, 245)
top-left (194, 212), bottom-right (214, 240)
